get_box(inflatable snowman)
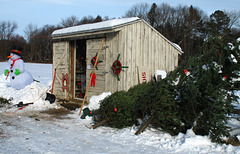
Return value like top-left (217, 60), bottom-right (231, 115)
top-left (4, 47), bottom-right (34, 90)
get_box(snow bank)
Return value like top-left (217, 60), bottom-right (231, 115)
top-left (0, 62), bottom-right (57, 111)
top-left (88, 92), bottom-right (111, 110)
top-left (0, 63), bottom-right (239, 153)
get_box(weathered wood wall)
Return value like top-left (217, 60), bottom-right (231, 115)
top-left (86, 38), bottom-right (107, 98)
top-left (52, 41), bottom-right (71, 100)
top-left (103, 20), bottom-right (180, 94)
top-left (52, 20), bottom-right (181, 101)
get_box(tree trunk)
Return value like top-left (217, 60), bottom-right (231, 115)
top-left (92, 119), bottom-right (108, 129)
top-left (135, 116), bottom-right (153, 135)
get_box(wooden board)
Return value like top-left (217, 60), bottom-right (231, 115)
top-left (138, 66), bottom-right (150, 84)
top-left (52, 41), bottom-right (70, 100)
top-left (86, 38), bottom-right (106, 100)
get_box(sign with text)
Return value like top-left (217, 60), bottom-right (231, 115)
top-left (138, 66), bottom-right (149, 83)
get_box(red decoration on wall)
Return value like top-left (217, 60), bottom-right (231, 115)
top-left (141, 72), bottom-right (147, 82)
top-left (111, 54), bottom-right (128, 81)
top-left (90, 73), bottom-right (96, 87)
top-left (112, 60), bottom-right (122, 74)
top-left (91, 53), bottom-right (103, 70)
top-left (62, 73), bottom-right (68, 92)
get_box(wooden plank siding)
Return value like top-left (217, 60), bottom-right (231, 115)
top-left (52, 19), bottom-right (182, 101)
top-left (52, 41), bottom-right (71, 100)
top-left (103, 20), bottom-right (180, 93)
top-left (70, 41), bottom-right (75, 100)
top-left (86, 38), bottom-right (107, 98)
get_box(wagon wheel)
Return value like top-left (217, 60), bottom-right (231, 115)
top-left (111, 54), bottom-right (128, 81)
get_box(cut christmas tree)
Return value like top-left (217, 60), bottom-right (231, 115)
top-left (92, 37), bottom-right (240, 143)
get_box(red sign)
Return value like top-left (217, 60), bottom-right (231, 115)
top-left (142, 72), bottom-right (147, 82)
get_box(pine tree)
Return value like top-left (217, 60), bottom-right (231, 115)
top-left (171, 37), bottom-right (239, 142)
top-left (94, 82), bottom-right (155, 129)
top-left (93, 37), bottom-right (240, 143)
top-left (94, 91), bottom-right (136, 128)
top-left (147, 3), bottom-right (157, 27)
top-left (206, 10), bottom-right (231, 39)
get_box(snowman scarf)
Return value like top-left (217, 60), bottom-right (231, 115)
top-left (10, 58), bottom-right (21, 69)
top-left (6, 58), bottom-right (21, 79)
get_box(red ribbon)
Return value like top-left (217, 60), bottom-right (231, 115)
top-left (12, 50), bottom-right (21, 54)
top-left (184, 69), bottom-right (189, 75)
top-left (11, 58), bottom-right (21, 69)
top-left (90, 73), bottom-right (96, 87)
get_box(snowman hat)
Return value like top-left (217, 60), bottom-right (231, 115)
top-left (11, 45), bottom-right (23, 56)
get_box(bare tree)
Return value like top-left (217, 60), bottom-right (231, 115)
top-left (0, 20), bottom-right (18, 61)
top-left (24, 24), bottom-right (39, 61)
top-left (155, 3), bottom-right (174, 29)
top-left (60, 15), bottom-right (80, 28)
top-left (24, 23), bottom-right (38, 42)
top-left (123, 3), bottom-right (150, 21)
top-left (226, 10), bottom-right (240, 29)
top-left (0, 20), bottom-right (17, 40)
top-left (37, 25), bottom-right (55, 63)
top-left (124, 3), bottom-right (208, 62)
top-left (79, 15), bottom-right (95, 24)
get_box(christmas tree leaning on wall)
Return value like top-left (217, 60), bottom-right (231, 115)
top-left (93, 37), bottom-right (240, 143)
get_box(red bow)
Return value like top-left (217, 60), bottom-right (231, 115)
top-left (90, 73), bottom-right (96, 87)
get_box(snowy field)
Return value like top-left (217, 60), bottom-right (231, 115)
top-left (0, 62), bottom-right (240, 153)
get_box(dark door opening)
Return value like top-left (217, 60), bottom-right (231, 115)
top-left (75, 40), bottom-right (86, 99)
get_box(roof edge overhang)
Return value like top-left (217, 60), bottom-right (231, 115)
top-left (51, 18), bottom-right (183, 54)
top-left (52, 28), bottom-right (120, 41)
top-left (51, 18), bottom-right (142, 39)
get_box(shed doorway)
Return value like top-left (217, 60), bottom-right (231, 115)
top-left (75, 40), bottom-right (86, 99)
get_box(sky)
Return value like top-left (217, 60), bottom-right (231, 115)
top-left (0, 0), bottom-right (239, 36)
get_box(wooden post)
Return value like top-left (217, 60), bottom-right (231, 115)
top-left (78, 36), bottom-right (105, 116)
top-left (51, 52), bottom-right (67, 94)
top-left (51, 69), bottom-right (56, 94)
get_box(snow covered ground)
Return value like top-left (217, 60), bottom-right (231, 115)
top-left (0, 62), bottom-right (240, 153)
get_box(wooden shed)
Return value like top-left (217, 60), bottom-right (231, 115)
top-left (51, 17), bottom-right (183, 102)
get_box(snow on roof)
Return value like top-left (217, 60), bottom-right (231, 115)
top-left (52, 17), bottom-right (140, 36)
top-left (173, 43), bottom-right (182, 52)
top-left (51, 17), bottom-right (183, 53)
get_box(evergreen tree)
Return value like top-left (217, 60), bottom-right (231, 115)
top-left (147, 3), bottom-right (157, 27)
top-left (169, 37), bottom-right (239, 142)
top-left (93, 37), bottom-right (240, 143)
top-left (206, 10), bottom-right (231, 39)
top-left (94, 91), bottom-right (136, 128)
top-left (138, 78), bottom-right (182, 135)
top-left (95, 15), bottom-right (103, 23)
